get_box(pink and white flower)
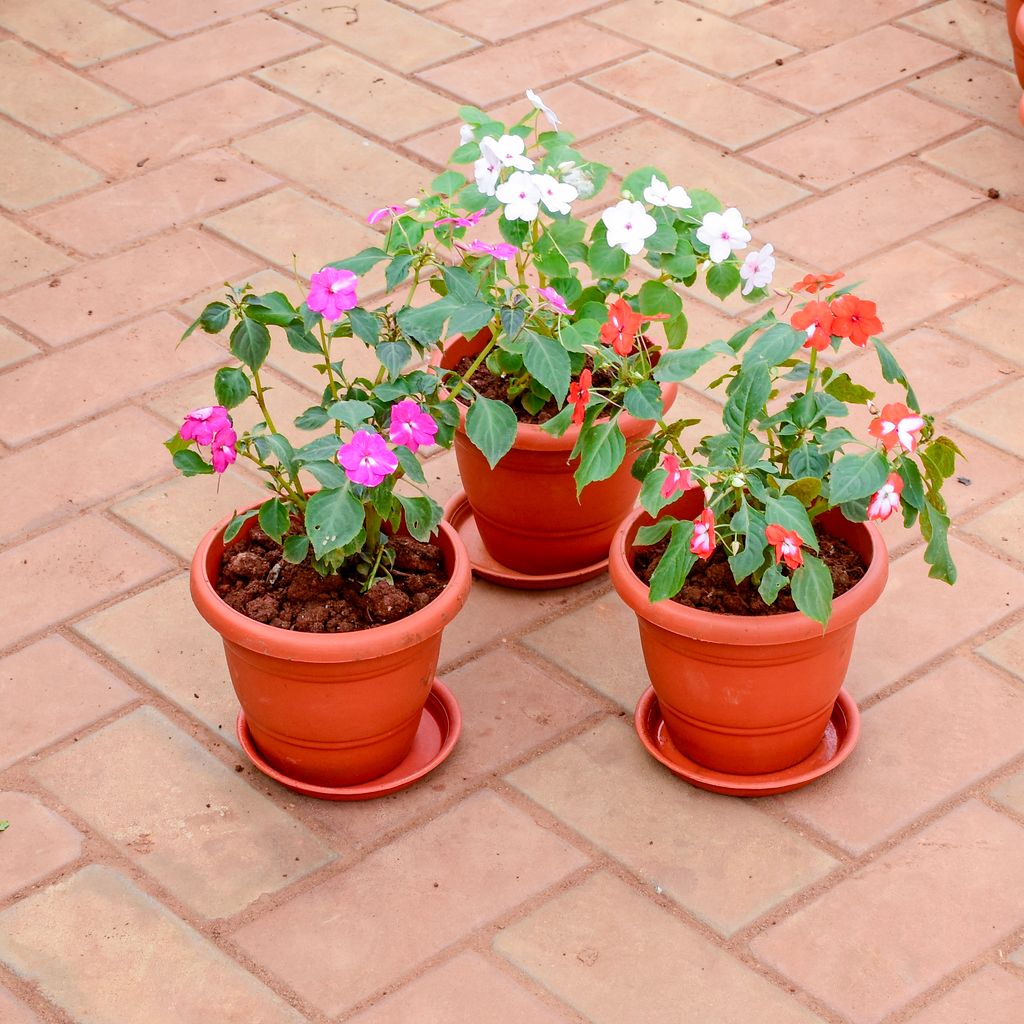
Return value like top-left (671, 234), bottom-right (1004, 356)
top-left (211, 427), bottom-right (237, 474)
top-left (388, 399), bottom-right (438, 454)
top-left (690, 509), bottom-right (716, 560)
top-left (367, 204), bottom-right (405, 226)
top-left (474, 137), bottom-right (503, 196)
top-left (696, 207), bottom-right (751, 264)
top-left (765, 523), bottom-right (804, 571)
top-left (464, 239), bottom-right (519, 260)
top-left (481, 133), bottom-right (534, 172)
top-left (869, 402), bottom-right (925, 453)
top-left (434, 209), bottom-right (485, 229)
top-left (496, 171), bottom-right (541, 221)
top-left (739, 243), bottom-right (776, 295)
top-left (660, 454), bottom-right (694, 500)
top-left (531, 173), bottom-right (577, 215)
top-left (180, 405), bottom-right (232, 446)
top-left (536, 286), bottom-right (573, 316)
top-left (337, 430), bottom-right (398, 488)
top-left (868, 473), bottom-right (903, 523)
top-left (526, 88), bottom-right (560, 129)
top-left (601, 199), bottom-right (657, 256)
top-left (643, 175), bottom-right (691, 209)
top-left (306, 267), bottom-right (358, 321)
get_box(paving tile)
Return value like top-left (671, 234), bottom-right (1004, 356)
top-left (588, 0), bottom-right (795, 77)
top-left (963, 488), bottom-right (1024, 562)
top-left (64, 79), bottom-right (298, 178)
top-left (694, 0), bottom-right (768, 11)
top-left (233, 790), bottom-right (589, 1016)
top-left (0, 988), bottom-right (39, 1024)
top-left (901, 0), bottom-right (1013, 62)
top-left (0, 324), bottom-right (38, 370)
top-left (951, 378), bottom-right (1024, 457)
top-left (0, 637), bottom-right (136, 771)
top-left (845, 538), bottom-right (1024, 700)
top-left (280, 0), bottom-right (477, 71)
top-left (749, 26), bottom-right (956, 113)
top-left (347, 950), bottom-right (574, 1024)
top-left (0, 120), bottom-right (101, 212)
top-left (932, 204), bottom-right (1024, 283)
top-left (909, 56), bottom-right (1024, 136)
top-left (586, 119), bottom-right (809, 220)
top-left (91, 14), bottom-right (316, 105)
top-left (509, 717), bottom-right (837, 934)
top-left (978, 618), bottom-right (1024, 682)
top-left (761, 164), bottom-right (983, 268)
top-left (906, 965), bottom-right (1024, 1024)
top-left (121, 0), bottom-right (277, 35)
top-left (748, 91), bottom-right (970, 190)
top-left (0, 216), bottom-right (74, 293)
top-left (0, 516), bottom-right (172, 648)
top-left (781, 656), bottom-right (1024, 852)
top-left (751, 801), bottom-right (1024, 1024)
top-left (0, 408), bottom-right (172, 543)
top-left (924, 126), bottom-right (1024, 198)
top-left (0, 865), bottom-right (307, 1024)
top-left (0, 231), bottom-right (253, 346)
top-left (0, 0), bottom-right (156, 68)
top-left (419, 22), bottom-right (640, 105)
top-left (945, 285), bottom-right (1024, 364)
top-left (33, 706), bottom-right (335, 918)
top-left (495, 872), bottom-right (823, 1024)
top-left (741, 0), bottom-right (928, 49)
top-left (991, 764), bottom-right (1024, 815)
top-left (939, 429), bottom-right (1022, 520)
top-left (585, 53), bottom-right (804, 149)
top-left (256, 47), bottom-right (453, 142)
top-left (432, 0), bottom-right (608, 41)
top-left (0, 40), bottom-right (128, 136)
top-left (234, 114), bottom-right (430, 220)
top-left (0, 793), bottom-right (82, 900)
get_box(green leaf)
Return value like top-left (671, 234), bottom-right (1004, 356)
top-left (706, 262), bottom-right (741, 300)
top-left (587, 220), bottom-right (629, 277)
top-left (347, 307), bottom-right (379, 346)
top-left (654, 340), bottom-right (733, 382)
top-left (825, 372), bottom-right (874, 404)
top-left (791, 554), bottom-right (834, 627)
top-left (246, 291), bottom-right (299, 327)
top-left (728, 500), bottom-right (767, 583)
top-left (638, 280), bottom-right (683, 319)
top-left (649, 521), bottom-right (697, 603)
top-left (785, 477), bottom-right (822, 506)
top-left (385, 253), bottom-right (415, 292)
top-left (295, 405), bottom-right (329, 430)
top-left (661, 236), bottom-right (698, 280)
top-left (258, 497), bottom-right (290, 543)
top-left (523, 333), bottom-right (571, 404)
top-left (305, 486), bottom-right (365, 558)
top-left (873, 337), bottom-right (919, 411)
top-left (397, 493), bottom-right (443, 543)
top-left (742, 322), bottom-right (804, 369)
top-left (621, 165), bottom-right (664, 202)
top-left (326, 399), bottom-right (375, 429)
top-left (0, 820), bottom-right (9, 832)
top-left (499, 215), bottom-right (531, 248)
top-left (395, 444), bottom-right (426, 484)
top-left (377, 340), bottom-right (413, 377)
top-left (789, 443), bottom-right (827, 478)
top-left (639, 470), bottom-right (677, 518)
top-left (304, 459), bottom-right (348, 489)
top-left (765, 494), bottom-right (819, 550)
top-left (432, 170), bottom-right (465, 195)
top-left (396, 295), bottom-right (493, 346)
top-left (624, 381), bottom-right (664, 421)
top-left (285, 323), bottom-right (323, 354)
top-left (327, 246), bottom-right (388, 276)
top-left (922, 500), bottom-right (957, 584)
top-left (282, 534), bottom-right (310, 564)
top-left (539, 403), bottom-right (574, 438)
top-left (828, 449), bottom-right (890, 505)
top-left (173, 449), bottom-right (214, 476)
top-left (223, 509), bottom-right (259, 543)
top-left (459, 104), bottom-right (494, 126)
top-left (723, 363), bottom-right (771, 439)
top-left (450, 141), bottom-right (479, 164)
top-left (574, 419), bottom-right (626, 496)
top-left (757, 563), bottom-right (788, 604)
top-left (465, 395), bottom-right (518, 469)
top-left (664, 310), bottom-right (688, 349)
top-left (214, 366), bottom-right (251, 409)
top-left (229, 318), bottom-right (271, 371)
top-left (198, 301), bottom-right (231, 334)
top-left (687, 189), bottom-right (722, 219)
top-left (635, 518), bottom-right (676, 547)
top-left (897, 458), bottom-right (926, 511)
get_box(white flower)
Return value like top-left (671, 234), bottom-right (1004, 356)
top-left (459, 123), bottom-right (474, 146)
top-left (474, 137), bottom-right (502, 196)
top-left (601, 199), bottom-right (658, 256)
top-left (560, 162), bottom-right (594, 199)
top-left (495, 171), bottom-right (541, 221)
top-left (696, 207), bottom-right (751, 264)
top-left (481, 134), bottom-right (534, 171)
top-left (532, 173), bottom-right (577, 215)
top-left (739, 242), bottom-right (775, 295)
top-left (526, 88), bottom-right (560, 130)
top-left (643, 175), bottom-right (691, 210)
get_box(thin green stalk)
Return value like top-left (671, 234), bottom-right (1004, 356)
top-left (250, 368), bottom-right (277, 435)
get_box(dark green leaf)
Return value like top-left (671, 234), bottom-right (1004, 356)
top-left (624, 381), bottom-right (664, 421)
top-left (223, 508), bottom-right (259, 543)
top-left (282, 534), bottom-right (310, 564)
top-left (654, 340), bottom-right (733, 382)
top-left (523, 333), bottom-right (571, 404)
top-left (377, 340), bottom-right (413, 377)
top-left (214, 366), bottom-right (251, 409)
top-left (246, 291), bottom-right (299, 327)
top-left (539, 403), bottom-right (574, 438)
top-left (385, 253), bottom-right (415, 292)
top-left (757, 563), bottom-right (788, 604)
top-left (638, 280), bottom-right (682, 319)
top-left (465, 394), bottom-right (518, 469)
top-left (922, 500), bottom-right (956, 584)
top-left (723, 363), bottom-right (771, 438)
top-left (229, 318), bottom-right (271, 371)
top-left (873, 337), bottom-right (919, 411)
top-left (706, 261), bottom-right (741, 300)
top-left (347, 307), bottom-right (379, 346)
top-left (395, 444), bottom-right (426, 484)
top-left (765, 494), bottom-right (818, 549)
top-left (295, 405), bottom-right (329, 430)
top-left (397, 493), bottom-right (443, 543)
top-left (791, 554), bottom-right (833, 627)
top-left (327, 246), bottom-right (388, 276)
top-left (587, 220), bottom-right (629, 277)
top-left (742, 322), bottom-right (804, 369)
top-left (574, 419), bottom-right (626, 496)
top-left (258, 497), bottom-right (290, 543)
top-left (198, 301), bottom-right (231, 334)
top-left (828, 449), bottom-right (890, 505)
top-left (326, 399), bottom-right (375, 429)
top-left (897, 458), bottom-right (926, 511)
top-left (304, 459), bottom-right (347, 488)
top-left (173, 449), bottom-right (213, 477)
top-left (635, 518), bottom-right (676, 547)
top-left (286, 323), bottom-right (323, 354)
top-left (305, 486), bottom-right (364, 558)
top-left (649, 521), bottom-right (697, 602)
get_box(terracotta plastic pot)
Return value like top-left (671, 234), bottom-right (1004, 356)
top-left (1010, 0), bottom-right (1024, 87)
top-left (191, 504), bottom-right (472, 787)
top-left (437, 331), bottom-right (678, 575)
top-left (609, 497), bottom-right (888, 774)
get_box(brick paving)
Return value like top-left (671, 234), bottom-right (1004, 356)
top-left (0, 0), bottom-right (1022, 1021)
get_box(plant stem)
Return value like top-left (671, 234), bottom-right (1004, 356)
top-left (250, 369), bottom-right (277, 435)
top-left (446, 319), bottom-right (501, 402)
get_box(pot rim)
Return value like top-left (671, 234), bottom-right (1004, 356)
top-left (190, 498), bottom-right (472, 662)
top-left (608, 505), bottom-right (889, 645)
top-left (432, 330), bottom-right (678, 453)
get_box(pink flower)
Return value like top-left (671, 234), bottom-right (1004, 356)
top-left (434, 210), bottom-right (485, 229)
top-left (868, 473), bottom-right (903, 522)
top-left (211, 427), bottom-right (237, 474)
top-left (367, 204), bottom-right (405, 225)
top-left (388, 399), bottom-right (438, 454)
top-left (660, 455), bottom-right (694, 500)
top-left (766, 523), bottom-right (804, 571)
top-left (869, 402), bottom-right (925, 453)
top-left (307, 267), bottom-right (358, 321)
top-left (464, 239), bottom-right (518, 261)
top-left (337, 430), bottom-right (398, 488)
top-left (180, 405), bottom-right (231, 446)
top-left (690, 509), bottom-right (716, 560)
top-left (536, 286), bottom-right (573, 316)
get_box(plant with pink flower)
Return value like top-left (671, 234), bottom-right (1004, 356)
top-left (389, 399), bottom-right (439, 454)
top-left (306, 267), bottom-right (359, 321)
top-left (337, 430), bottom-right (399, 487)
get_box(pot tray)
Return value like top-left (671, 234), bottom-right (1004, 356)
top-left (443, 489), bottom-right (608, 590)
top-left (634, 687), bottom-right (860, 797)
top-left (236, 678), bottom-right (462, 801)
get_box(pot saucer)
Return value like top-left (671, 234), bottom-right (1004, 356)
top-left (236, 679), bottom-right (461, 801)
top-left (443, 490), bottom-right (608, 590)
top-left (634, 688), bottom-right (860, 797)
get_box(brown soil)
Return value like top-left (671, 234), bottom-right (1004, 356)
top-left (217, 526), bottom-right (448, 632)
top-left (633, 528), bottom-right (866, 616)
top-left (454, 355), bottom-right (616, 424)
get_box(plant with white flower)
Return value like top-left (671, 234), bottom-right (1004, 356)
top-left (695, 207), bottom-right (751, 264)
top-left (739, 243), bottom-right (775, 295)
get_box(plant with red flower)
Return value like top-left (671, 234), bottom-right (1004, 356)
top-left (568, 369), bottom-right (592, 425)
top-left (792, 271), bottom-right (844, 294)
top-left (830, 294), bottom-right (883, 348)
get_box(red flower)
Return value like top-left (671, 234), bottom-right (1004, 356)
top-left (791, 300), bottom-right (835, 352)
top-left (599, 297), bottom-right (669, 356)
top-left (868, 402), bottom-right (925, 453)
top-left (568, 368), bottom-right (592, 425)
top-left (792, 271), bottom-right (844, 294)
top-left (765, 523), bottom-right (804, 571)
top-left (830, 294), bottom-right (883, 347)
top-left (690, 509), bottom-right (716, 560)
top-left (868, 473), bottom-right (903, 522)
top-left (660, 454), bottom-right (694, 499)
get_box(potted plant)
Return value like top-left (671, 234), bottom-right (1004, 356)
top-left (172, 267), bottom-right (471, 798)
top-left (355, 90), bottom-right (775, 585)
top-left (608, 273), bottom-right (960, 792)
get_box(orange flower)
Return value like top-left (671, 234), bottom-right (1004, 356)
top-left (792, 271), bottom-right (844, 294)
top-left (791, 300), bottom-right (835, 352)
top-left (568, 368), bottom-right (592, 425)
top-left (598, 297), bottom-right (669, 356)
top-left (830, 294), bottom-right (883, 347)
